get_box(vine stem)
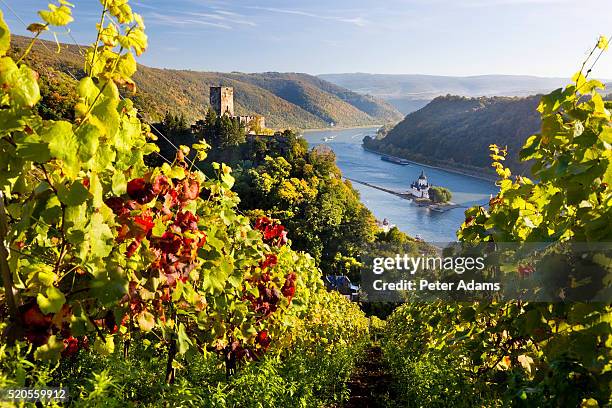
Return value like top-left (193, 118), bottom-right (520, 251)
top-left (0, 192), bottom-right (20, 335)
top-left (88, 0), bottom-right (109, 77)
top-left (16, 24), bottom-right (49, 64)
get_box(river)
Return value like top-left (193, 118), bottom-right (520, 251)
top-left (302, 127), bottom-right (498, 242)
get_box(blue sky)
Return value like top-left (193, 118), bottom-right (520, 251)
top-left (3, 0), bottom-right (612, 78)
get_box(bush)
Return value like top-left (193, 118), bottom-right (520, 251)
top-left (429, 186), bottom-right (452, 203)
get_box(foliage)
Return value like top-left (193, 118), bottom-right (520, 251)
top-left (232, 134), bottom-right (378, 280)
top-left (149, 112), bottom-right (197, 166)
top-left (0, 290), bottom-right (369, 407)
top-left (0, 5), bottom-right (368, 406)
top-left (363, 95), bottom-right (542, 177)
top-left (195, 107), bottom-right (246, 150)
top-left (381, 38), bottom-right (612, 407)
top-left (223, 71), bottom-right (403, 126)
top-left (382, 303), bottom-right (501, 407)
top-left (10, 35), bottom-right (400, 129)
top-left (429, 186), bottom-right (452, 203)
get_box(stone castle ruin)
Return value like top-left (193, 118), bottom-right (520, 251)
top-left (209, 86), bottom-right (265, 131)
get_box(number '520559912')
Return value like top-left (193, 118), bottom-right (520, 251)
top-left (0, 388), bottom-right (69, 402)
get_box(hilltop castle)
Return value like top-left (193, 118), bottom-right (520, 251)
top-left (209, 86), bottom-right (265, 131)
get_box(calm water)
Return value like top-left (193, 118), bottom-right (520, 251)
top-left (302, 127), bottom-right (497, 242)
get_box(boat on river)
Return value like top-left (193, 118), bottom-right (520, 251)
top-left (381, 155), bottom-right (410, 165)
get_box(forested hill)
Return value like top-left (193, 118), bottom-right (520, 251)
top-left (11, 35), bottom-right (402, 129)
top-left (363, 95), bottom-right (542, 176)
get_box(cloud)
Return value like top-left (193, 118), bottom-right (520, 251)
top-left (147, 12), bottom-right (232, 30)
top-left (457, 0), bottom-right (572, 6)
top-left (144, 6), bottom-right (260, 30)
top-left (186, 11), bottom-right (257, 26)
top-left (248, 6), bottom-right (369, 27)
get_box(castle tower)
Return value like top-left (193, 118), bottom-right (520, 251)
top-left (210, 86), bottom-right (234, 116)
top-left (411, 169), bottom-right (430, 199)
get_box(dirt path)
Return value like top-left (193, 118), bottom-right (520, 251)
top-left (344, 346), bottom-right (394, 408)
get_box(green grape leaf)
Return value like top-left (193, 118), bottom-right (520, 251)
top-left (89, 94), bottom-right (120, 138)
top-left (116, 52), bottom-right (137, 79)
top-left (34, 335), bottom-right (64, 361)
top-left (36, 286), bottom-right (66, 314)
top-left (39, 121), bottom-right (79, 178)
top-left (117, 28), bottom-right (147, 56)
top-left (77, 77), bottom-right (99, 103)
top-left (599, 127), bottom-right (612, 144)
top-left (57, 180), bottom-right (90, 206)
top-left (93, 335), bottom-right (115, 357)
top-left (38, 2), bottom-right (74, 27)
top-left (202, 261), bottom-right (231, 294)
top-left (15, 137), bottom-right (51, 162)
top-left (91, 144), bottom-right (116, 172)
top-left (75, 124), bottom-right (101, 164)
top-left (0, 10), bottom-right (10, 56)
top-left (0, 58), bottom-right (41, 108)
top-left (90, 262), bottom-right (128, 307)
top-left (89, 173), bottom-right (104, 208)
top-left (87, 212), bottom-right (114, 259)
top-left (111, 171), bottom-right (127, 196)
top-left (177, 322), bottom-right (193, 355)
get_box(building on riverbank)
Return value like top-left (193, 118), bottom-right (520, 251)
top-left (410, 170), bottom-right (430, 199)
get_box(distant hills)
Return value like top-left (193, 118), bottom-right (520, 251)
top-left (319, 73), bottom-right (571, 114)
top-left (363, 95), bottom-right (542, 177)
top-left (11, 36), bottom-right (402, 129)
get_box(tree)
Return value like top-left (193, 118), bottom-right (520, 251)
top-left (429, 186), bottom-right (452, 203)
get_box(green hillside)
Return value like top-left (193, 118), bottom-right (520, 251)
top-left (11, 36), bottom-right (401, 129)
top-left (363, 95), bottom-right (542, 176)
top-left (225, 72), bottom-right (402, 124)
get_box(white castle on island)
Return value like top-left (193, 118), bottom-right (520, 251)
top-left (410, 170), bottom-right (430, 199)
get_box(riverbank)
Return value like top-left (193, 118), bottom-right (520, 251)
top-left (302, 124), bottom-right (382, 133)
top-left (362, 147), bottom-right (498, 183)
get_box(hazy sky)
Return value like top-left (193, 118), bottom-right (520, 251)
top-left (4, 0), bottom-right (612, 78)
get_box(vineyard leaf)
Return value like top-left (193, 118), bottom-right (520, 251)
top-left (76, 124), bottom-right (100, 164)
top-left (27, 23), bottom-right (48, 34)
top-left (91, 144), bottom-right (116, 172)
top-left (40, 121), bottom-right (79, 178)
top-left (137, 311), bottom-right (155, 332)
top-left (77, 77), bottom-right (98, 103)
top-left (57, 180), bottom-right (90, 206)
top-left (34, 335), bottom-right (64, 361)
top-left (38, 3), bottom-right (73, 27)
top-left (116, 53), bottom-right (137, 78)
top-left (202, 262), bottom-right (230, 294)
top-left (0, 11), bottom-right (10, 56)
top-left (93, 335), bottom-right (115, 357)
top-left (88, 212), bottom-right (114, 259)
top-left (0, 59), bottom-right (41, 108)
top-left (15, 137), bottom-right (51, 162)
top-left (599, 127), bottom-right (612, 144)
top-left (89, 173), bottom-right (104, 208)
top-left (111, 171), bottom-right (127, 196)
top-left (177, 322), bottom-right (193, 355)
top-left (117, 28), bottom-right (147, 56)
top-left (37, 286), bottom-right (66, 314)
top-left (90, 263), bottom-right (128, 306)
